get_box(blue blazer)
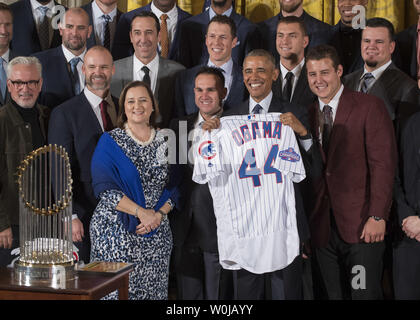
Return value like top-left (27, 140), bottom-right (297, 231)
top-left (111, 3), bottom-right (191, 61)
top-left (259, 10), bottom-right (332, 64)
top-left (48, 92), bottom-right (119, 224)
top-left (33, 46), bottom-right (76, 109)
top-left (174, 62), bottom-right (247, 117)
top-left (81, 1), bottom-right (122, 51)
top-left (10, 0), bottom-right (63, 56)
top-left (0, 50), bottom-right (16, 107)
top-left (177, 10), bottom-right (261, 69)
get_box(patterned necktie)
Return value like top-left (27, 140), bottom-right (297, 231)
top-left (38, 6), bottom-right (50, 51)
top-left (99, 100), bottom-right (114, 131)
top-left (361, 72), bottom-right (374, 93)
top-left (283, 71), bottom-right (294, 102)
top-left (102, 14), bottom-right (111, 50)
top-left (160, 14), bottom-right (169, 58)
top-left (69, 57), bottom-right (81, 95)
top-left (0, 58), bottom-right (6, 102)
top-left (142, 66), bottom-right (151, 87)
top-left (252, 104), bottom-right (263, 114)
top-left (322, 104), bottom-right (333, 154)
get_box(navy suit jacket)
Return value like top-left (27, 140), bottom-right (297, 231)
top-left (81, 2), bottom-right (122, 51)
top-left (174, 61), bottom-right (247, 117)
top-left (396, 25), bottom-right (417, 81)
top-left (10, 0), bottom-right (63, 56)
top-left (33, 46), bottom-right (77, 109)
top-left (0, 50), bottom-right (16, 107)
top-left (259, 10), bottom-right (332, 64)
top-left (177, 10), bottom-right (261, 69)
top-left (48, 92), bottom-right (119, 226)
top-left (112, 3), bottom-right (191, 61)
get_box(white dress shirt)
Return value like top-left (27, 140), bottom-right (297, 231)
top-left (208, 58), bottom-right (233, 101)
top-left (209, 6), bottom-right (233, 20)
top-left (279, 58), bottom-right (305, 100)
top-left (150, 1), bottom-right (178, 50)
top-left (133, 54), bottom-right (159, 93)
top-left (318, 84), bottom-right (345, 124)
top-left (30, 0), bottom-right (55, 45)
top-left (61, 44), bottom-right (86, 92)
top-left (358, 60), bottom-right (392, 91)
top-left (249, 91), bottom-right (273, 114)
top-left (1, 49), bottom-right (10, 65)
top-left (91, 0), bottom-right (117, 48)
top-left (83, 87), bottom-right (116, 132)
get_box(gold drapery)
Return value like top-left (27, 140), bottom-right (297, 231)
top-left (124, 0), bottom-right (418, 32)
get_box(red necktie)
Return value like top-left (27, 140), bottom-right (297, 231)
top-left (99, 100), bottom-right (114, 131)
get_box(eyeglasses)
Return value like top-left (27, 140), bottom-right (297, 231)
top-left (9, 80), bottom-right (40, 89)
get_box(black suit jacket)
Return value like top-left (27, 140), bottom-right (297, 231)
top-left (177, 10), bottom-right (260, 69)
top-left (48, 92), bottom-right (119, 227)
top-left (396, 25), bottom-right (417, 81)
top-left (222, 96), bottom-right (310, 242)
top-left (272, 64), bottom-right (317, 109)
top-left (10, 0), bottom-right (62, 56)
top-left (343, 62), bottom-right (420, 134)
top-left (81, 2), bottom-right (122, 51)
top-left (259, 10), bottom-right (332, 65)
top-left (33, 46), bottom-right (78, 109)
top-left (169, 113), bottom-right (218, 252)
top-left (174, 61), bottom-right (247, 117)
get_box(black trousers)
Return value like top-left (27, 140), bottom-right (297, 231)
top-left (315, 221), bottom-right (385, 300)
top-left (232, 255), bottom-right (303, 300)
top-left (0, 225), bottom-right (20, 267)
top-left (393, 237), bottom-right (420, 299)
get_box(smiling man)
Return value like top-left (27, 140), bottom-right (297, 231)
top-left (111, 11), bottom-right (184, 128)
top-left (174, 15), bottom-right (246, 117)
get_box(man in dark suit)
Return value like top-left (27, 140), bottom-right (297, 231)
top-left (111, 11), bottom-right (184, 128)
top-left (177, 0), bottom-right (260, 69)
top-left (259, 0), bottom-right (332, 65)
top-left (393, 111), bottom-right (420, 299)
top-left (81, 0), bottom-right (122, 52)
top-left (305, 44), bottom-right (397, 299)
top-left (0, 3), bottom-right (15, 106)
top-left (328, 0), bottom-right (366, 75)
top-left (9, 0), bottom-right (63, 56)
top-left (33, 7), bottom-right (92, 109)
top-left (48, 46), bottom-right (118, 263)
top-left (396, 0), bottom-right (420, 84)
top-left (343, 18), bottom-right (420, 135)
top-left (273, 16), bottom-right (316, 109)
top-left (0, 56), bottom-right (49, 266)
top-left (174, 15), bottom-right (246, 117)
top-left (170, 66), bottom-right (234, 300)
top-left (112, 0), bottom-right (191, 61)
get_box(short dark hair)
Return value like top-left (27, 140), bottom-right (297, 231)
top-left (0, 2), bottom-right (13, 21)
top-left (206, 15), bottom-right (237, 39)
top-left (245, 49), bottom-right (276, 69)
top-left (117, 81), bottom-right (158, 129)
top-left (306, 45), bottom-right (341, 71)
top-left (365, 17), bottom-right (395, 41)
top-left (277, 16), bottom-right (307, 37)
top-left (195, 66), bottom-right (226, 90)
top-left (130, 11), bottom-right (160, 33)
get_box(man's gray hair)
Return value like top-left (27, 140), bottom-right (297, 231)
top-left (6, 56), bottom-right (42, 79)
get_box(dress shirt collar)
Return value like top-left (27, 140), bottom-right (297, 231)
top-left (249, 91), bottom-right (273, 114)
top-left (195, 112), bottom-right (205, 128)
top-left (318, 84), bottom-right (344, 120)
top-left (208, 58), bottom-right (233, 76)
top-left (1, 49), bottom-right (10, 63)
top-left (92, 0), bottom-right (117, 21)
top-left (61, 44), bottom-right (86, 63)
top-left (361, 59), bottom-right (392, 82)
top-left (279, 58), bottom-right (305, 81)
top-left (133, 53), bottom-right (159, 74)
top-left (151, 1), bottom-right (178, 21)
top-left (209, 6), bottom-right (233, 20)
top-left (30, 0), bottom-right (54, 14)
top-left (84, 86), bottom-right (104, 108)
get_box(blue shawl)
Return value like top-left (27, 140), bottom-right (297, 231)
top-left (91, 131), bottom-right (177, 236)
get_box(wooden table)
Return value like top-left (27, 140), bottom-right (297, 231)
top-left (0, 266), bottom-right (133, 300)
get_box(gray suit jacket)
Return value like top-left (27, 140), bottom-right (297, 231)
top-left (111, 55), bottom-right (185, 127)
top-left (343, 62), bottom-right (420, 133)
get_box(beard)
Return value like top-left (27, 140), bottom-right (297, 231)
top-left (213, 0), bottom-right (228, 8)
top-left (281, 0), bottom-right (303, 14)
top-left (63, 37), bottom-right (85, 51)
top-left (86, 75), bottom-right (109, 91)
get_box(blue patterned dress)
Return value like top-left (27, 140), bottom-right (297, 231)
top-left (90, 127), bottom-right (173, 300)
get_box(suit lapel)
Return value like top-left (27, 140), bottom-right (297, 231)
top-left (86, 3), bottom-right (97, 47)
top-left (80, 92), bottom-right (104, 134)
top-left (23, 0), bottom-right (41, 51)
top-left (224, 62), bottom-right (243, 107)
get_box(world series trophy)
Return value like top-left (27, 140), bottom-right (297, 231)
top-left (14, 145), bottom-right (76, 287)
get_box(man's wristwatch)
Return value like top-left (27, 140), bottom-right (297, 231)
top-left (370, 216), bottom-right (383, 221)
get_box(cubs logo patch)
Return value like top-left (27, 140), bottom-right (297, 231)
top-left (278, 147), bottom-right (300, 162)
top-left (198, 140), bottom-right (217, 160)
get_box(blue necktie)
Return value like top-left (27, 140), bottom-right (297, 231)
top-left (69, 57), bottom-right (81, 95)
top-left (0, 58), bottom-right (6, 102)
top-left (252, 104), bottom-right (263, 114)
top-left (102, 15), bottom-right (111, 50)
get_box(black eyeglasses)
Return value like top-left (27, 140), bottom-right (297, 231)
top-left (9, 80), bottom-right (40, 89)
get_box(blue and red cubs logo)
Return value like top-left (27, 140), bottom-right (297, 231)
top-left (198, 140), bottom-right (217, 160)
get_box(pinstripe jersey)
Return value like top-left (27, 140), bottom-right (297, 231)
top-left (192, 114), bottom-right (306, 274)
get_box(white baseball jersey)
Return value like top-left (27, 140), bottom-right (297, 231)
top-left (192, 114), bottom-right (306, 274)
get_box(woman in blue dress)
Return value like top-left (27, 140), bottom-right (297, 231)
top-left (90, 81), bottom-right (178, 300)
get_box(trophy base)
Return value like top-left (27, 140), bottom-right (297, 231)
top-left (14, 260), bottom-right (77, 289)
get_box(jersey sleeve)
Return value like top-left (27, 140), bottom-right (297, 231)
top-left (192, 129), bottom-right (224, 184)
